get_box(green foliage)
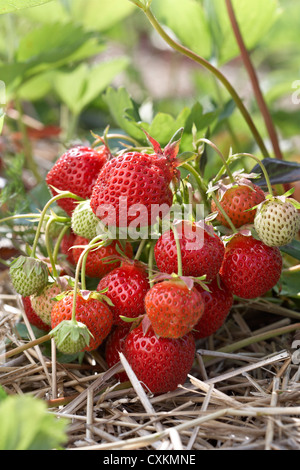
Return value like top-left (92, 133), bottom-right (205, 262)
top-left (54, 58), bottom-right (129, 117)
top-left (0, 393), bottom-right (68, 450)
top-left (0, 0), bottom-right (54, 15)
top-left (151, 0), bottom-right (280, 64)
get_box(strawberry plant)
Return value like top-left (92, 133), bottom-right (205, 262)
top-left (0, 0), bottom-right (300, 451)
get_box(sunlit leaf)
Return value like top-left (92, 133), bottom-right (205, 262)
top-left (151, 0), bottom-right (211, 58)
top-left (54, 58), bottom-right (129, 116)
top-left (0, 395), bottom-right (68, 450)
top-left (0, 0), bottom-right (54, 15)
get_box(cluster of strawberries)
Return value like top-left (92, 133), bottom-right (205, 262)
top-left (8, 130), bottom-right (300, 395)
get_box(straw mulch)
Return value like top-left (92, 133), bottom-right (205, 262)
top-left (1, 267), bottom-right (300, 451)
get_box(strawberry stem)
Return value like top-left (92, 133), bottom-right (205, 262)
top-left (148, 242), bottom-right (155, 287)
top-left (171, 223), bottom-right (183, 277)
top-left (181, 162), bottom-right (208, 206)
top-left (232, 153), bottom-right (274, 196)
top-left (53, 225), bottom-right (71, 265)
top-left (198, 138), bottom-right (236, 185)
top-left (139, 5), bottom-right (270, 160)
top-left (134, 239), bottom-right (147, 261)
top-left (44, 216), bottom-right (59, 278)
top-left (30, 192), bottom-right (83, 259)
top-left (71, 236), bottom-right (107, 321)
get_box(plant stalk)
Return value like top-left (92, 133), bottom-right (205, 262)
top-left (140, 6), bottom-right (270, 159)
top-left (225, 0), bottom-right (283, 161)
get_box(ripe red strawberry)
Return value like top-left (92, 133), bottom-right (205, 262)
top-left (72, 236), bottom-right (133, 279)
top-left (193, 277), bottom-right (233, 339)
top-left (211, 180), bottom-right (265, 229)
top-left (46, 145), bottom-right (109, 216)
top-left (97, 261), bottom-right (150, 325)
top-left (51, 291), bottom-right (113, 353)
top-left (60, 228), bottom-right (77, 266)
top-left (154, 221), bottom-right (225, 281)
top-left (144, 279), bottom-right (204, 339)
top-left (105, 325), bottom-right (130, 382)
top-left (90, 132), bottom-right (181, 229)
top-left (123, 324), bottom-right (195, 395)
top-left (219, 233), bottom-right (282, 299)
top-left (22, 296), bottom-right (50, 332)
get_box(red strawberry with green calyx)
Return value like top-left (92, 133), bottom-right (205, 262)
top-left (123, 324), bottom-right (195, 395)
top-left (97, 260), bottom-right (150, 326)
top-left (72, 236), bottom-right (133, 279)
top-left (9, 256), bottom-right (49, 297)
top-left (50, 290), bottom-right (114, 354)
top-left (154, 220), bottom-right (225, 281)
top-left (46, 145), bottom-right (109, 216)
top-left (219, 232), bottom-right (282, 299)
top-left (210, 173), bottom-right (265, 229)
top-left (90, 129), bottom-right (183, 229)
top-left (144, 276), bottom-right (205, 339)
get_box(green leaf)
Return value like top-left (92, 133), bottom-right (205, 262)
top-left (70, 0), bottom-right (136, 31)
top-left (251, 158), bottom-right (300, 188)
top-left (103, 87), bottom-right (147, 143)
top-left (0, 0), bottom-right (54, 15)
top-left (54, 58), bottom-right (129, 116)
top-left (212, 0), bottom-right (281, 64)
top-left (0, 395), bottom-right (68, 450)
top-left (151, 0), bottom-right (211, 58)
top-left (275, 269), bottom-right (300, 299)
top-left (280, 240), bottom-right (300, 261)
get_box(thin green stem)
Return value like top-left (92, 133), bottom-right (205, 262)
top-left (171, 224), bottom-right (183, 277)
top-left (134, 238), bottom-right (147, 261)
top-left (181, 162), bottom-right (209, 208)
top-left (71, 236), bottom-right (106, 321)
top-left (182, 163), bottom-right (238, 232)
top-left (141, 6), bottom-right (270, 159)
top-left (45, 217), bottom-right (58, 278)
top-left (31, 192), bottom-right (83, 259)
top-left (209, 191), bottom-right (238, 233)
top-left (225, 0), bottom-right (283, 161)
top-left (53, 224), bottom-right (71, 265)
top-left (232, 152), bottom-right (274, 196)
top-left (148, 242), bottom-right (155, 288)
top-left (91, 131), bottom-right (140, 149)
top-left (197, 138), bottom-right (236, 185)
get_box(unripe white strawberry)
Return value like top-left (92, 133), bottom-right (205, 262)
top-left (254, 196), bottom-right (300, 247)
top-left (30, 276), bottom-right (74, 326)
top-left (71, 200), bottom-right (101, 240)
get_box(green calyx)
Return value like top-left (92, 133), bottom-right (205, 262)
top-left (9, 256), bottom-right (49, 297)
top-left (50, 320), bottom-right (93, 354)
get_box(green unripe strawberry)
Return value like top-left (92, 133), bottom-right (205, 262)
top-left (9, 256), bottom-right (49, 297)
top-left (71, 200), bottom-right (101, 240)
top-left (50, 319), bottom-right (92, 355)
top-left (254, 196), bottom-right (300, 247)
